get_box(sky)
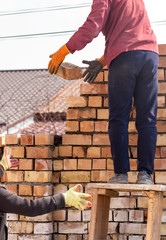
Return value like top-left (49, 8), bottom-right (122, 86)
top-left (0, 0), bottom-right (166, 70)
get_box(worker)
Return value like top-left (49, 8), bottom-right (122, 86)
top-left (0, 150), bottom-right (92, 239)
top-left (48, 0), bottom-right (158, 185)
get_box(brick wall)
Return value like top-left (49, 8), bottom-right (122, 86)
top-left (0, 44), bottom-right (166, 240)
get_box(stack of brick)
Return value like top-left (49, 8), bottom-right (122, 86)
top-left (0, 44), bottom-right (165, 240)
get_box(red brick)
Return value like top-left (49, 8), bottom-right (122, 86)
top-left (62, 134), bottom-right (92, 145)
top-left (34, 185), bottom-right (52, 196)
top-left (161, 147), bottom-right (166, 157)
top-left (67, 96), bottom-right (87, 108)
top-left (5, 146), bottom-right (24, 158)
top-left (54, 184), bottom-right (67, 194)
top-left (157, 109), bottom-right (166, 120)
top-left (129, 121), bottom-right (137, 133)
top-left (158, 69), bottom-right (165, 80)
top-left (95, 121), bottom-right (108, 132)
top-left (19, 184), bottom-right (32, 196)
top-left (59, 222), bottom-right (88, 234)
top-left (4, 134), bottom-right (18, 145)
top-left (24, 171), bottom-right (52, 182)
top-left (67, 108), bottom-right (96, 120)
top-left (93, 134), bottom-right (110, 145)
top-left (80, 83), bottom-right (108, 95)
top-left (56, 62), bottom-right (82, 80)
top-left (59, 146), bottom-right (72, 157)
top-left (91, 170), bottom-right (113, 182)
top-left (103, 97), bottom-right (108, 107)
top-left (159, 56), bottom-right (166, 68)
top-left (35, 159), bottom-right (52, 170)
top-left (26, 147), bottom-right (53, 158)
top-left (157, 134), bottom-right (166, 146)
top-left (110, 197), bottom-right (136, 209)
top-left (129, 134), bottom-right (138, 146)
top-left (68, 209), bottom-right (81, 221)
top-left (157, 121), bottom-right (166, 132)
top-left (34, 222), bottom-right (53, 234)
top-left (159, 44), bottom-right (166, 55)
top-left (155, 171), bottom-right (166, 184)
top-left (35, 134), bottom-right (54, 145)
top-left (8, 222), bottom-right (33, 234)
top-left (88, 96), bottom-right (102, 107)
top-left (53, 210), bottom-right (66, 221)
top-left (92, 159), bottom-right (106, 169)
top-left (53, 160), bottom-right (63, 171)
top-left (52, 172), bottom-right (61, 183)
top-left (107, 158), bottom-right (114, 170)
top-left (5, 184), bottom-right (17, 194)
top-left (120, 223), bottom-right (146, 235)
top-left (80, 121), bottom-right (94, 132)
top-left (1, 171), bottom-right (23, 182)
top-left (78, 159), bottom-right (91, 170)
top-left (73, 146), bottom-right (86, 158)
top-left (61, 171), bottom-right (90, 183)
top-left (19, 159), bottom-right (33, 170)
top-left (129, 210), bottom-right (144, 222)
top-left (64, 159), bottom-right (77, 170)
top-left (102, 147), bottom-right (112, 157)
top-left (87, 147), bottom-right (101, 158)
top-left (154, 159), bottom-right (166, 170)
top-left (158, 96), bottom-right (165, 107)
top-left (129, 159), bottom-right (138, 170)
top-left (158, 82), bottom-right (166, 94)
top-left (104, 70), bottom-right (108, 82)
top-left (66, 121), bottom-right (79, 132)
top-left (53, 147), bottom-right (58, 157)
top-left (97, 109), bottom-right (109, 119)
top-left (20, 134), bottom-right (34, 145)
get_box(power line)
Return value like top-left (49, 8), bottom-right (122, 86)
top-left (0, 30), bottom-right (76, 41)
top-left (0, 3), bottom-right (92, 17)
top-left (151, 20), bottom-right (166, 26)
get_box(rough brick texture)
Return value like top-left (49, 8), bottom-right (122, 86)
top-left (0, 44), bottom-right (166, 239)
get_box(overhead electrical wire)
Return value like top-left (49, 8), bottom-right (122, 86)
top-left (0, 30), bottom-right (77, 41)
top-left (0, 3), bottom-right (92, 16)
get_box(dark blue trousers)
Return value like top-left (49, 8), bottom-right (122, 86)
top-left (108, 50), bottom-right (158, 174)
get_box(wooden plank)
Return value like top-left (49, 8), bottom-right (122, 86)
top-left (146, 191), bottom-right (163, 240)
top-left (89, 188), bottom-right (111, 240)
top-left (56, 62), bottom-right (82, 80)
top-left (98, 188), bottom-right (119, 197)
top-left (87, 183), bottom-right (166, 192)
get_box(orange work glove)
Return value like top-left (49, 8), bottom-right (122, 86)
top-left (48, 44), bottom-right (70, 74)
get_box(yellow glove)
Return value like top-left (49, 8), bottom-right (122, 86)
top-left (63, 184), bottom-right (92, 210)
top-left (48, 44), bottom-right (70, 74)
top-left (0, 149), bottom-right (19, 171)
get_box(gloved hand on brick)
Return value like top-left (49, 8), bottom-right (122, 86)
top-left (63, 184), bottom-right (92, 210)
top-left (48, 44), bottom-right (70, 74)
top-left (0, 149), bottom-right (19, 171)
top-left (82, 55), bottom-right (106, 83)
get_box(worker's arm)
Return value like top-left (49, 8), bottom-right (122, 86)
top-left (82, 55), bottom-right (106, 83)
top-left (0, 184), bottom-right (92, 216)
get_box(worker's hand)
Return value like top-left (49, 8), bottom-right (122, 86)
top-left (48, 44), bottom-right (70, 74)
top-left (0, 149), bottom-right (19, 171)
top-left (82, 60), bottom-right (103, 83)
top-left (63, 184), bottom-right (92, 210)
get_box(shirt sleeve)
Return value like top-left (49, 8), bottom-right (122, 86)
top-left (0, 186), bottom-right (65, 216)
top-left (66, 0), bottom-right (110, 53)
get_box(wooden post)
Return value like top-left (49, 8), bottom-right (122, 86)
top-left (146, 191), bottom-right (163, 240)
top-left (89, 188), bottom-right (118, 240)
